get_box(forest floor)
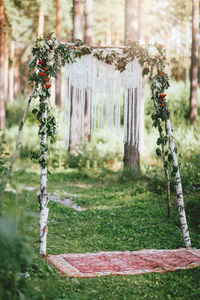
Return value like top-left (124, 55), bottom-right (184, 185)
top-left (2, 167), bottom-right (200, 299)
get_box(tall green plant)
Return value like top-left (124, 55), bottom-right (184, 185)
top-left (0, 132), bottom-right (9, 197)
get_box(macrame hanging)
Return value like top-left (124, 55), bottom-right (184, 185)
top-left (63, 53), bottom-right (142, 148)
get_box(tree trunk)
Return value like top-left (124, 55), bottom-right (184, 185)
top-left (69, 0), bottom-right (84, 152)
top-left (37, 4), bottom-right (44, 38)
top-left (190, 0), bottom-right (199, 125)
top-left (85, 0), bottom-right (93, 44)
top-left (124, 0), bottom-right (140, 170)
top-left (185, 21), bottom-right (190, 83)
top-left (73, 0), bottom-right (83, 41)
top-left (55, 0), bottom-right (62, 109)
top-left (4, 29), bottom-right (9, 103)
top-left (0, 90), bottom-right (35, 197)
top-left (138, 0), bottom-right (144, 43)
top-left (165, 118), bottom-right (191, 248)
top-left (0, 0), bottom-right (6, 129)
top-left (9, 41), bottom-right (15, 103)
top-left (39, 98), bottom-right (49, 255)
top-left (177, 50), bottom-right (182, 81)
top-left (138, 0), bottom-right (145, 152)
top-left (14, 47), bottom-right (21, 99)
top-left (124, 88), bottom-right (140, 171)
top-left (125, 0), bottom-right (138, 44)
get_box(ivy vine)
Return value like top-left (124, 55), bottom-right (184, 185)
top-left (28, 34), bottom-right (173, 174)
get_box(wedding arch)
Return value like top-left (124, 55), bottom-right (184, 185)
top-left (10, 35), bottom-right (191, 255)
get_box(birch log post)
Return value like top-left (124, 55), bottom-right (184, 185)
top-left (0, 89), bottom-right (35, 197)
top-left (150, 77), bottom-right (171, 218)
top-left (161, 134), bottom-right (171, 218)
top-left (165, 118), bottom-right (191, 248)
top-left (39, 99), bottom-right (49, 255)
top-left (153, 99), bottom-right (171, 218)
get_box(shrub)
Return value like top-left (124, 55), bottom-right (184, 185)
top-left (0, 132), bottom-right (9, 195)
top-left (0, 217), bottom-right (33, 300)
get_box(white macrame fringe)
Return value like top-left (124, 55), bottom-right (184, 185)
top-left (64, 54), bottom-right (142, 147)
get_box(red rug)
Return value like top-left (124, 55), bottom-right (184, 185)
top-left (45, 248), bottom-right (200, 278)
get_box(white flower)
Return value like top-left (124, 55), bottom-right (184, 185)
top-left (25, 272), bottom-right (30, 278)
top-left (38, 40), bottom-right (45, 48)
top-left (48, 51), bottom-right (54, 60)
top-left (54, 39), bottom-right (59, 46)
top-left (148, 46), bottom-right (159, 57)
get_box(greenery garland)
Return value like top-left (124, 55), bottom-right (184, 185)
top-left (28, 34), bottom-right (173, 173)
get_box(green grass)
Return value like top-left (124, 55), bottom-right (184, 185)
top-left (2, 168), bottom-right (200, 300)
top-left (1, 80), bottom-right (200, 298)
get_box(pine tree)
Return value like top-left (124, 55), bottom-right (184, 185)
top-left (190, 0), bottom-right (199, 125)
top-left (0, 0), bottom-right (7, 129)
top-left (73, 0), bottom-right (83, 41)
top-left (124, 0), bottom-right (140, 171)
top-left (85, 0), bottom-right (93, 44)
top-left (55, 0), bottom-right (62, 109)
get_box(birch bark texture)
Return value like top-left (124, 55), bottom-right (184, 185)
top-left (165, 119), bottom-right (191, 248)
top-left (39, 99), bottom-right (49, 255)
top-left (0, 90), bottom-right (35, 198)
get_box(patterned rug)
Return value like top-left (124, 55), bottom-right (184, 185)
top-left (45, 248), bottom-right (200, 278)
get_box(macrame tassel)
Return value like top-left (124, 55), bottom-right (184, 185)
top-left (81, 89), bottom-right (85, 138)
top-left (71, 87), bottom-right (77, 147)
top-left (115, 88), bottom-right (120, 136)
top-left (123, 89), bottom-right (128, 143)
top-left (87, 88), bottom-right (91, 136)
top-left (63, 56), bottom-right (142, 147)
top-left (136, 85), bottom-right (141, 148)
top-left (128, 89), bottom-right (132, 145)
top-left (63, 74), bottom-right (68, 147)
top-left (131, 89), bottom-right (135, 146)
top-left (111, 90), bottom-right (114, 131)
top-left (66, 82), bottom-right (71, 146)
top-left (100, 93), bottom-right (104, 128)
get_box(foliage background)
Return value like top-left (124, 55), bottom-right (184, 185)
top-left (1, 0), bottom-right (200, 299)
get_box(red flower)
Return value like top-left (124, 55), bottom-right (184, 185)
top-left (43, 67), bottom-right (49, 71)
top-left (160, 93), bottom-right (167, 98)
top-left (40, 72), bottom-right (47, 76)
top-left (45, 84), bottom-right (51, 89)
top-left (160, 103), bottom-right (165, 107)
top-left (158, 44), bottom-right (162, 48)
top-left (44, 78), bottom-right (50, 82)
top-left (158, 98), bottom-right (162, 102)
top-left (39, 61), bottom-right (46, 65)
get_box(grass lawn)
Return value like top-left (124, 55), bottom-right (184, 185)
top-left (2, 168), bottom-right (200, 300)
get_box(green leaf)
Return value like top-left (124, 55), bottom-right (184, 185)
top-left (164, 161), bottom-right (168, 168)
top-left (168, 153), bottom-right (173, 162)
top-left (142, 67), bottom-right (149, 77)
top-left (156, 137), bottom-right (162, 145)
top-left (156, 148), bottom-right (162, 157)
top-left (32, 108), bottom-right (38, 115)
top-left (165, 150), bottom-right (169, 156)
